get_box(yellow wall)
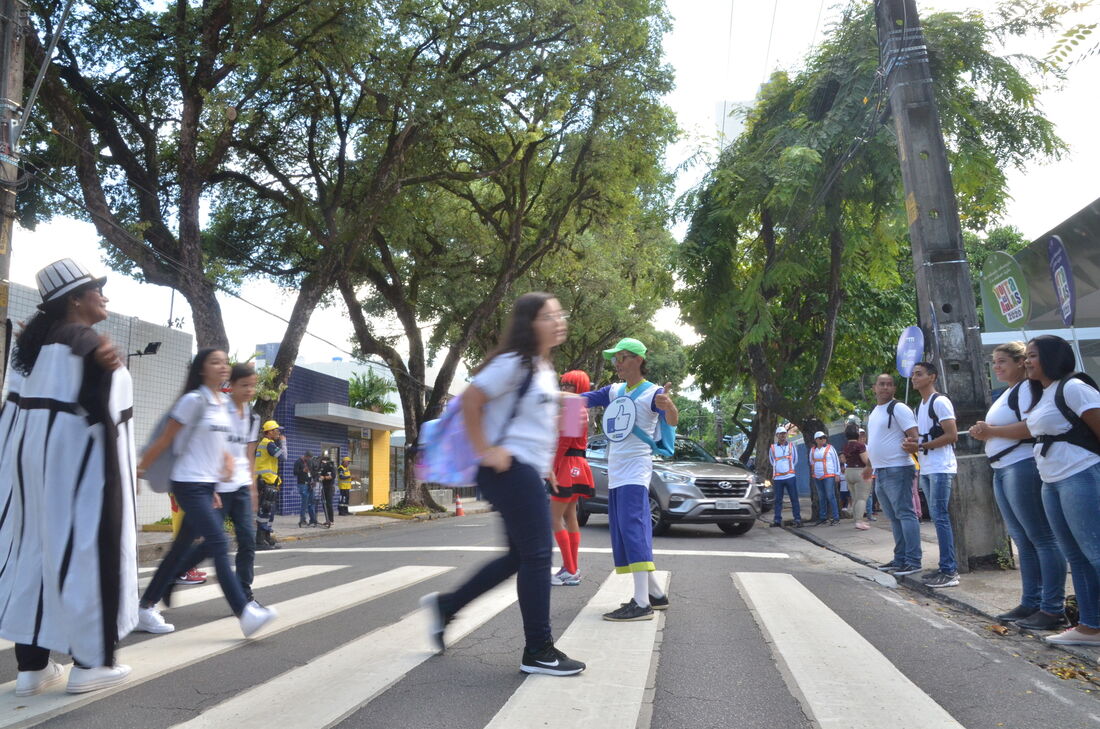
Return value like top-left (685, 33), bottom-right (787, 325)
top-left (368, 430), bottom-right (392, 507)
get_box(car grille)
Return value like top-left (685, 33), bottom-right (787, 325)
top-left (695, 479), bottom-right (749, 498)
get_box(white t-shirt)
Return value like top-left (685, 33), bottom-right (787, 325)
top-left (916, 394), bottom-right (957, 475)
top-left (224, 402), bottom-right (260, 492)
top-left (471, 353), bottom-right (559, 476)
top-left (984, 382), bottom-right (1036, 469)
top-left (809, 445), bottom-right (840, 479)
top-left (1026, 377), bottom-right (1100, 483)
top-left (598, 381), bottom-right (665, 489)
top-left (169, 386), bottom-right (233, 483)
top-left (769, 443), bottom-right (797, 479)
top-left (867, 400), bottom-right (917, 470)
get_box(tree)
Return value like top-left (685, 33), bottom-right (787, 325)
top-left (678, 2), bottom-right (1064, 476)
top-left (348, 370), bottom-right (398, 414)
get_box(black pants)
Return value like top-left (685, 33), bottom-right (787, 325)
top-left (16, 644), bottom-right (92, 671)
top-left (321, 481), bottom-right (335, 523)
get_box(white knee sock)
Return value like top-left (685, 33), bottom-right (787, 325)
top-left (647, 571), bottom-right (665, 599)
top-left (633, 572), bottom-right (650, 607)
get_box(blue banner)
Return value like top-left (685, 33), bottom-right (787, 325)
top-left (1048, 235), bottom-right (1076, 327)
top-left (896, 326), bottom-right (924, 378)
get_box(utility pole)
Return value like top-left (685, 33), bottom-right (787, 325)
top-left (875, 0), bottom-right (990, 426)
top-left (0, 0), bottom-right (24, 383)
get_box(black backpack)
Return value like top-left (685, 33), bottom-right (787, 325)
top-left (988, 381), bottom-right (1037, 464)
top-left (1036, 373), bottom-right (1100, 457)
top-left (918, 393), bottom-right (945, 454)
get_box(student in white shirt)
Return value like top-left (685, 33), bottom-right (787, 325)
top-left (809, 431), bottom-right (841, 526)
top-left (769, 427), bottom-right (801, 527)
top-left (902, 362), bottom-right (960, 588)
top-left (969, 342), bottom-right (1065, 631)
top-left (972, 335), bottom-right (1100, 646)
top-left (136, 349), bottom-right (277, 639)
top-left (420, 293), bottom-right (585, 676)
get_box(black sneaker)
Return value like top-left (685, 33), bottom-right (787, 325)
top-left (877, 561), bottom-right (901, 572)
top-left (419, 592), bottom-right (451, 653)
top-left (620, 595), bottom-right (669, 611)
top-left (893, 564), bottom-right (923, 577)
top-left (924, 571), bottom-right (960, 588)
top-left (1015, 610), bottom-right (1067, 631)
top-left (769, 522), bottom-right (781, 528)
top-left (603, 599), bottom-right (654, 622)
top-left (811, 519), bottom-right (828, 527)
top-left (828, 519), bottom-right (839, 526)
top-left (996, 604), bottom-right (1038, 623)
top-left (520, 642), bottom-right (586, 676)
top-left (793, 521), bottom-right (803, 528)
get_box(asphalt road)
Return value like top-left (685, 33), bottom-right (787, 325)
top-left (4, 512), bottom-right (1100, 729)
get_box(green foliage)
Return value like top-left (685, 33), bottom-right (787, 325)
top-left (348, 370), bottom-right (398, 414)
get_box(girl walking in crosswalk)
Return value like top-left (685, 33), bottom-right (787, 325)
top-left (421, 292), bottom-right (586, 676)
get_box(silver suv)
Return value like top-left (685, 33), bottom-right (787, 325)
top-left (578, 435), bottom-right (768, 536)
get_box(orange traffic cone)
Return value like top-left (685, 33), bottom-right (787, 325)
top-left (454, 494), bottom-right (466, 517)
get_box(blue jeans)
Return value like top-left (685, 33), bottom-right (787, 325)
top-left (812, 476), bottom-right (839, 520)
top-left (298, 481), bottom-right (317, 523)
top-left (773, 477), bottom-right (801, 524)
top-left (920, 472), bottom-right (958, 574)
top-left (142, 481), bottom-right (249, 615)
top-left (438, 459), bottom-right (552, 651)
top-left (992, 459), bottom-right (1065, 614)
top-left (177, 485), bottom-right (256, 592)
top-left (1042, 462), bottom-right (1100, 628)
top-left (876, 465), bottom-right (921, 568)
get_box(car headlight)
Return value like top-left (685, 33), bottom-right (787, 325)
top-left (663, 472), bottom-right (693, 485)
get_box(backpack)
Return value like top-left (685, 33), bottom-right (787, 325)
top-left (1036, 373), bottom-right (1100, 458)
top-left (988, 381), bottom-right (1037, 464)
top-left (141, 395), bottom-right (210, 494)
top-left (883, 399), bottom-right (899, 429)
top-left (919, 393), bottom-right (945, 454)
top-left (414, 365), bottom-right (534, 486)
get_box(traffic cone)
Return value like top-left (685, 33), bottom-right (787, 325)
top-left (454, 494), bottom-right (466, 517)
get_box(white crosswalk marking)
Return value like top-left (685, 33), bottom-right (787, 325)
top-left (484, 571), bottom-right (671, 729)
top-left (165, 580), bottom-right (519, 729)
top-left (162, 565), bottom-right (347, 608)
top-left (0, 565), bottom-right (452, 729)
top-left (732, 572), bottom-right (964, 729)
top-left (280, 546), bottom-right (789, 559)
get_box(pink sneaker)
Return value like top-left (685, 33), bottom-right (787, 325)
top-left (855, 522), bottom-right (871, 530)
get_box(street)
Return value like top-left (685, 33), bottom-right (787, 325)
top-left (3, 513), bottom-right (1100, 729)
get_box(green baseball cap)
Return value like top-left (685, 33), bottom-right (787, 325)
top-left (603, 337), bottom-right (647, 361)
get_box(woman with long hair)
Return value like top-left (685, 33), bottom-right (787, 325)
top-left (549, 369), bottom-right (595, 586)
top-left (0, 259), bottom-right (137, 695)
top-left (971, 342), bottom-right (1065, 630)
top-left (421, 292), bottom-right (585, 676)
top-left (136, 350), bottom-right (277, 638)
top-left (973, 335), bottom-right (1100, 644)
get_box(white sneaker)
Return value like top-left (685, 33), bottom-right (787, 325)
top-left (136, 606), bottom-right (175, 634)
top-left (550, 569), bottom-right (575, 586)
top-left (239, 601), bottom-right (278, 638)
top-left (15, 660), bottom-right (64, 696)
top-left (66, 664), bottom-right (132, 694)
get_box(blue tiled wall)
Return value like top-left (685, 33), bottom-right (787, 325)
top-left (272, 367), bottom-right (349, 517)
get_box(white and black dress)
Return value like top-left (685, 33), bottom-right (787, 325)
top-left (0, 323), bottom-right (138, 667)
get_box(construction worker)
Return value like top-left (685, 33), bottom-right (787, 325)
top-left (338, 456), bottom-right (353, 516)
top-left (254, 421), bottom-right (286, 550)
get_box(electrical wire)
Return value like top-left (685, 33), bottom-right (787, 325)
top-left (719, 0), bottom-right (737, 143)
top-left (761, 0), bottom-right (780, 84)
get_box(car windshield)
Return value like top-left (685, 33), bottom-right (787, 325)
top-left (656, 439), bottom-right (717, 463)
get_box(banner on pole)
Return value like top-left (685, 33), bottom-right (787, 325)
top-left (1048, 235), bottom-right (1076, 327)
top-left (896, 326), bottom-right (924, 378)
top-left (981, 251), bottom-right (1031, 329)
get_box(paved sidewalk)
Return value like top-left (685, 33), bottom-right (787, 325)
top-left (776, 495), bottom-right (1099, 664)
top-left (137, 498), bottom-right (491, 564)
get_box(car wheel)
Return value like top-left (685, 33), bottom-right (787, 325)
top-left (649, 495), bottom-right (670, 536)
top-left (718, 521), bottom-right (754, 536)
top-left (576, 499), bottom-right (590, 527)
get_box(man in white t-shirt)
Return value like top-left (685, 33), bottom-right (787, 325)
top-left (863, 373), bottom-right (922, 576)
top-left (903, 362), bottom-right (960, 588)
top-left (769, 427), bottom-right (801, 527)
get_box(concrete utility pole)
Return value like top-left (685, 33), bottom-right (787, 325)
top-left (875, 0), bottom-right (990, 426)
top-left (0, 0), bottom-right (24, 383)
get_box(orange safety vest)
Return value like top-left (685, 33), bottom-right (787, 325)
top-left (771, 444), bottom-right (795, 478)
top-left (811, 445), bottom-right (838, 479)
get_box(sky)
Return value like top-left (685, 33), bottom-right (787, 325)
top-left (6, 0), bottom-right (1099, 378)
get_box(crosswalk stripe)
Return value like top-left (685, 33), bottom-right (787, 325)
top-left (162, 565), bottom-right (347, 609)
top-left (0, 565), bottom-right (452, 729)
top-left (166, 580), bottom-right (520, 729)
top-left (732, 572), bottom-right (964, 729)
top-left (484, 570), bottom-right (671, 729)
top-left (280, 546), bottom-right (789, 559)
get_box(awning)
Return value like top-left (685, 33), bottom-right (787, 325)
top-left (295, 402), bottom-right (404, 432)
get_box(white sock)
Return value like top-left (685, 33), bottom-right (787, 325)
top-left (633, 572), bottom-right (650, 607)
top-left (647, 571), bottom-right (665, 599)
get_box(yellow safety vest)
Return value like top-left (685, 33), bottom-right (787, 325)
top-left (338, 465), bottom-right (352, 490)
top-left (255, 437), bottom-right (281, 485)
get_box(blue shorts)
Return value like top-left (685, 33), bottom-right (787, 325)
top-left (608, 484), bottom-right (655, 573)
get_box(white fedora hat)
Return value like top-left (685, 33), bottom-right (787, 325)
top-left (36, 258), bottom-right (106, 310)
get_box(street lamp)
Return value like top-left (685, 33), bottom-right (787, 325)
top-left (126, 341), bottom-right (161, 367)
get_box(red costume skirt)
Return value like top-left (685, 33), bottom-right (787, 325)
top-left (551, 449), bottom-right (595, 502)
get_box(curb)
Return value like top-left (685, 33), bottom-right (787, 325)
top-left (776, 518), bottom-right (1100, 665)
top-left (137, 506), bottom-right (493, 565)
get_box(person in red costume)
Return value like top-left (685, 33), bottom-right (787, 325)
top-left (549, 370), bottom-right (595, 586)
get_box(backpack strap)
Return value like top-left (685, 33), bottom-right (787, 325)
top-left (920, 393), bottom-right (945, 454)
top-left (886, 399), bottom-right (897, 430)
top-left (989, 382), bottom-right (1036, 464)
top-left (1036, 373), bottom-right (1100, 457)
top-left (495, 362), bottom-right (535, 445)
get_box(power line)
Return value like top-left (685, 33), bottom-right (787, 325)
top-left (719, 0), bottom-right (737, 143)
top-left (760, 0), bottom-right (780, 84)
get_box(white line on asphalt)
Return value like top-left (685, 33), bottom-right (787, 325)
top-left (0, 565), bottom-right (452, 729)
top-left (279, 546), bottom-right (789, 559)
top-left (165, 580), bottom-right (519, 729)
top-left (732, 572), bottom-right (964, 729)
top-left (483, 570), bottom-right (671, 729)
top-left (161, 565), bottom-right (347, 609)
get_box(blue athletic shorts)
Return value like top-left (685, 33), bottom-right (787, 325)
top-left (608, 484), bottom-right (655, 573)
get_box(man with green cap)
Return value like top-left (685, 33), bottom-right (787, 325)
top-left (581, 337), bottom-right (679, 621)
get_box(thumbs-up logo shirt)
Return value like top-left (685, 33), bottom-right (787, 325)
top-left (603, 396), bottom-right (638, 442)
